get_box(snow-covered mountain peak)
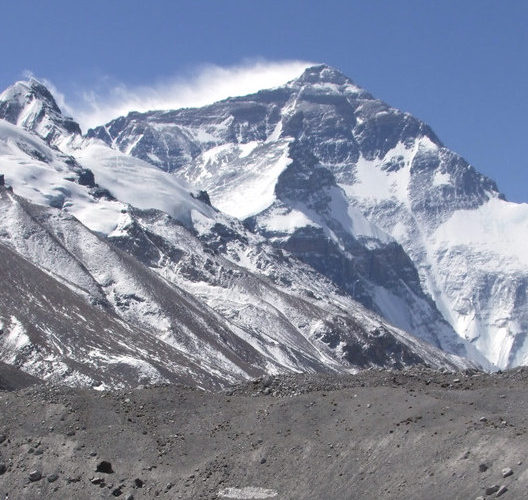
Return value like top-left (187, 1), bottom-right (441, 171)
top-left (0, 79), bottom-right (81, 145)
top-left (288, 64), bottom-right (364, 95)
top-left (1, 79), bottom-right (61, 113)
top-left (293, 64), bottom-right (353, 85)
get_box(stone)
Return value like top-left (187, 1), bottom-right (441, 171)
top-left (0, 463), bottom-right (6, 475)
top-left (0, 434), bottom-right (6, 444)
top-left (47, 473), bottom-right (59, 483)
top-left (96, 461), bottom-right (114, 474)
top-left (478, 463), bottom-right (488, 472)
top-left (485, 485), bottom-right (499, 495)
top-left (29, 470), bottom-right (42, 482)
top-left (496, 485), bottom-right (508, 497)
top-left (501, 467), bottom-right (513, 478)
top-left (479, 417), bottom-right (488, 423)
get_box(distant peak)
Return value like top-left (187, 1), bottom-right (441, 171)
top-left (3, 79), bottom-right (61, 114)
top-left (0, 79), bottom-right (81, 142)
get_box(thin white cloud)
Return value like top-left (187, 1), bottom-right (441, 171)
top-left (63, 60), bottom-right (313, 131)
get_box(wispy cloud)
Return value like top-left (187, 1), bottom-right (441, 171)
top-left (51, 60), bottom-right (313, 131)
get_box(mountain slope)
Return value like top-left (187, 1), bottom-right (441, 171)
top-left (0, 187), bottom-right (269, 388)
top-left (0, 239), bottom-right (237, 389)
top-left (0, 157), bottom-right (470, 386)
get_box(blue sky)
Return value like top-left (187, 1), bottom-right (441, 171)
top-left (2, 1), bottom-right (528, 202)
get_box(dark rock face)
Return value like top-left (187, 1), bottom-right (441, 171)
top-left (77, 168), bottom-right (96, 188)
top-left (191, 189), bottom-right (212, 206)
top-left (274, 144), bottom-right (336, 210)
top-left (255, 143), bottom-right (459, 352)
top-left (88, 118), bottom-right (204, 172)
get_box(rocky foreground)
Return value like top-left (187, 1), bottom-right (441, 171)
top-left (1, 367), bottom-right (527, 499)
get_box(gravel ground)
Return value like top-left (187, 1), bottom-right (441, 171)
top-left (1, 367), bottom-right (527, 499)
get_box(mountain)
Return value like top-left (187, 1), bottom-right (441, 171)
top-left (86, 74), bottom-right (479, 365)
top-left (89, 64), bottom-right (528, 369)
top-left (0, 79), bottom-right (473, 388)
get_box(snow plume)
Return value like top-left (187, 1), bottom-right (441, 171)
top-left (68, 60), bottom-right (312, 130)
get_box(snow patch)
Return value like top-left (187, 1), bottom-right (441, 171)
top-left (432, 170), bottom-right (451, 187)
top-left (5, 316), bottom-right (30, 350)
top-left (218, 487), bottom-right (278, 499)
top-left (68, 138), bottom-right (216, 228)
top-left (181, 139), bottom-right (293, 219)
top-left (259, 207), bottom-right (318, 233)
top-left (432, 197), bottom-right (528, 269)
top-left (342, 141), bottom-right (415, 205)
